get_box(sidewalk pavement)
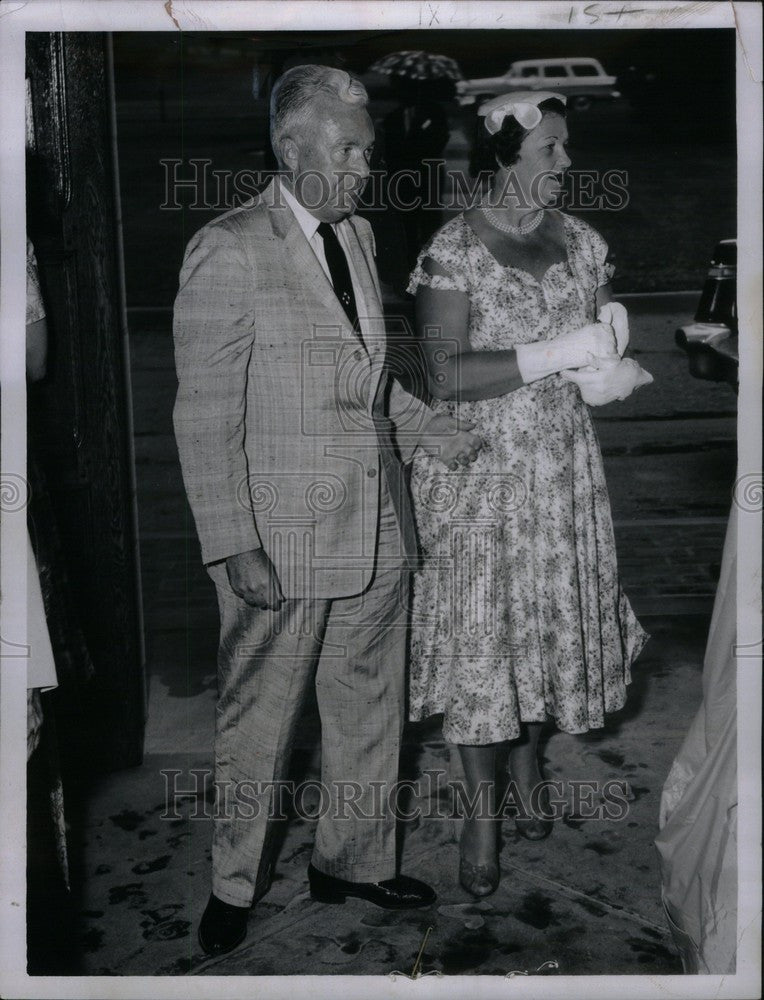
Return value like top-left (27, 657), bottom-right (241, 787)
top-left (57, 298), bottom-right (733, 979)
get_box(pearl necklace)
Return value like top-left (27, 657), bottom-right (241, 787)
top-left (480, 203), bottom-right (545, 236)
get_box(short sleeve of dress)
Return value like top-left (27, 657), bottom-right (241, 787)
top-left (407, 221), bottom-right (470, 295)
top-left (588, 226), bottom-right (616, 288)
top-left (26, 239), bottom-right (46, 325)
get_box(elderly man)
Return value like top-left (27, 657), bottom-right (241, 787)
top-left (173, 64), bottom-right (480, 956)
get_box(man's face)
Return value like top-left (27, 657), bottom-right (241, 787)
top-left (287, 96), bottom-right (375, 222)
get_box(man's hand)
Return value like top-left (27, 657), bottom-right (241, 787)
top-left (419, 412), bottom-right (483, 471)
top-left (226, 547), bottom-right (284, 610)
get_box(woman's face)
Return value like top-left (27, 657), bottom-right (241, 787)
top-left (509, 112), bottom-right (571, 209)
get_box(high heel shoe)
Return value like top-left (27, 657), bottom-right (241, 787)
top-left (513, 783), bottom-right (554, 840)
top-left (509, 756), bottom-right (555, 841)
top-left (458, 853), bottom-right (500, 897)
top-left (458, 822), bottom-right (500, 897)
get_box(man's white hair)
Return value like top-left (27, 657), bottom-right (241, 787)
top-left (270, 64), bottom-right (368, 164)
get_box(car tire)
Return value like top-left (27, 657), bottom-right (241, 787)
top-left (571, 95), bottom-right (592, 111)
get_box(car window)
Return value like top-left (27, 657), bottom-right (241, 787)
top-left (542, 65), bottom-right (569, 78)
top-left (570, 63), bottom-right (598, 77)
top-left (520, 66), bottom-right (540, 77)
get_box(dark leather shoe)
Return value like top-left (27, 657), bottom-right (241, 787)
top-left (198, 893), bottom-right (250, 956)
top-left (307, 863), bottom-right (436, 909)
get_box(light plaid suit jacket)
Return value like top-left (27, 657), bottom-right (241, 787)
top-left (173, 180), bottom-right (432, 598)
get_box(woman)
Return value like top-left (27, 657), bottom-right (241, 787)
top-left (407, 92), bottom-right (652, 897)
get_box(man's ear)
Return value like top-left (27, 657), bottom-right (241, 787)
top-left (280, 136), bottom-right (299, 171)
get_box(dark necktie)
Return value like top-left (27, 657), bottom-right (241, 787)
top-left (316, 221), bottom-right (359, 332)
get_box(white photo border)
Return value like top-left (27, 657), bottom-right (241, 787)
top-left (1, 3), bottom-right (761, 998)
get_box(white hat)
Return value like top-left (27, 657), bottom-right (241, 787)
top-left (478, 90), bottom-right (567, 134)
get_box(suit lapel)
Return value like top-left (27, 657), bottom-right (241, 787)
top-left (263, 183), bottom-right (383, 414)
top-left (345, 217), bottom-right (384, 322)
top-left (265, 181), bottom-right (356, 337)
top-left (344, 218), bottom-right (388, 414)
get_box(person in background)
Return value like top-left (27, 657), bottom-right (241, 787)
top-left (25, 238), bottom-right (57, 755)
top-left (23, 237), bottom-right (84, 973)
top-left (655, 337), bottom-right (739, 974)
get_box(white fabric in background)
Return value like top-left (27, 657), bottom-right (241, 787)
top-left (655, 503), bottom-right (738, 974)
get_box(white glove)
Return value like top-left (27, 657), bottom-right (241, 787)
top-left (561, 356), bottom-right (653, 406)
top-left (515, 322), bottom-right (618, 384)
top-left (598, 301), bottom-right (629, 356)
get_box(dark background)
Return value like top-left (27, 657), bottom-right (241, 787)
top-left (112, 28), bottom-right (736, 304)
top-left (113, 28), bottom-right (735, 103)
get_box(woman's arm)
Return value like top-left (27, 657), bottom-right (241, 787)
top-left (596, 283), bottom-right (613, 311)
top-left (415, 260), bottom-right (525, 402)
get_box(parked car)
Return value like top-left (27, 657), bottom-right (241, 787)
top-left (675, 239), bottom-right (738, 386)
top-left (456, 57), bottom-right (620, 109)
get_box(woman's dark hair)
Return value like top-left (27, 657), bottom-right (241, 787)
top-left (470, 97), bottom-right (567, 176)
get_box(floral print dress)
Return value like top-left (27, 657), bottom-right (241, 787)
top-left (407, 211), bottom-right (649, 745)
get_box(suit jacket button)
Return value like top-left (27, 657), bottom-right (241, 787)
top-left (367, 468), bottom-right (377, 478)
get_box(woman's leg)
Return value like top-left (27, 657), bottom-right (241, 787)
top-left (508, 722), bottom-right (553, 837)
top-left (457, 743), bottom-right (499, 863)
top-left (508, 722), bottom-right (544, 802)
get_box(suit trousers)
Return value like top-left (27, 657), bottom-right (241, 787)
top-left (206, 471), bottom-right (409, 907)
